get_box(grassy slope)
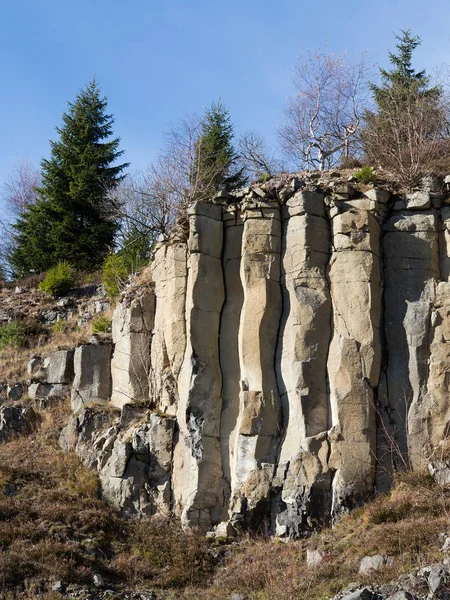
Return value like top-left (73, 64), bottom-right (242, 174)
top-left (2, 401), bottom-right (450, 600)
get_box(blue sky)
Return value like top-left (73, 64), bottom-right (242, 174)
top-left (0, 0), bottom-right (449, 214)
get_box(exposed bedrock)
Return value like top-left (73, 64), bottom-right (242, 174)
top-left (111, 285), bottom-right (155, 408)
top-left (273, 191), bottom-right (333, 537)
top-left (58, 175), bottom-right (450, 537)
top-left (225, 201), bottom-right (283, 529)
top-left (327, 209), bottom-right (382, 514)
top-left (173, 202), bottom-right (226, 531)
top-left (150, 242), bottom-right (188, 415)
top-left (381, 211), bottom-right (439, 467)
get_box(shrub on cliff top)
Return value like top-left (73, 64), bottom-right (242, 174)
top-left (39, 261), bottom-right (75, 297)
top-left (102, 253), bottom-right (128, 298)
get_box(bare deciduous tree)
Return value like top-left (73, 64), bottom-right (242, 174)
top-left (278, 47), bottom-right (369, 170)
top-left (363, 84), bottom-right (450, 188)
top-left (117, 114), bottom-right (237, 246)
top-left (2, 159), bottom-right (41, 217)
top-left (237, 131), bottom-right (285, 180)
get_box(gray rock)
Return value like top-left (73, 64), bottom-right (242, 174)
top-left (27, 355), bottom-right (42, 378)
top-left (307, 548), bottom-right (324, 567)
top-left (0, 405), bottom-right (36, 442)
top-left (43, 350), bottom-right (74, 384)
top-left (426, 563), bottom-right (448, 594)
top-left (7, 382), bottom-right (24, 402)
top-left (359, 555), bottom-right (394, 574)
top-left (71, 343), bottom-right (112, 412)
top-left (93, 573), bottom-right (104, 587)
top-left (405, 190), bottom-right (431, 209)
top-left (386, 593), bottom-right (418, 600)
top-left (28, 382), bottom-right (53, 401)
top-left (341, 588), bottom-right (378, 600)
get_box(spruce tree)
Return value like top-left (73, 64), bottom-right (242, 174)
top-left (10, 80), bottom-right (128, 276)
top-left (371, 29), bottom-right (440, 106)
top-left (193, 99), bottom-right (247, 198)
top-left (363, 31), bottom-right (447, 188)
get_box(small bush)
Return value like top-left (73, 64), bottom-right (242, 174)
top-left (0, 322), bottom-right (25, 351)
top-left (102, 254), bottom-right (128, 298)
top-left (92, 315), bottom-right (112, 335)
top-left (258, 172), bottom-right (270, 183)
top-left (39, 262), bottom-right (76, 297)
top-left (354, 165), bottom-right (376, 184)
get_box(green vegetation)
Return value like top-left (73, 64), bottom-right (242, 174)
top-left (353, 165), bottom-right (376, 184)
top-left (363, 30), bottom-right (449, 188)
top-left (39, 261), bottom-right (75, 297)
top-left (0, 321), bottom-right (25, 351)
top-left (10, 80), bottom-right (128, 277)
top-left (92, 315), bottom-right (112, 334)
top-left (194, 98), bottom-right (247, 198)
top-left (102, 253), bottom-right (128, 298)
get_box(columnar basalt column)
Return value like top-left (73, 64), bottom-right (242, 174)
top-left (229, 201), bottom-right (282, 526)
top-left (382, 211), bottom-right (439, 462)
top-left (111, 287), bottom-right (155, 409)
top-left (327, 209), bottom-right (382, 513)
top-left (220, 208), bottom-right (244, 501)
top-left (150, 242), bottom-right (188, 414)
top-left (272, 191), bottom-right (333, 537)
top-left (173, 202), bottom-right (226, 531)
top-left (408, 281), bottom-right (450, 469)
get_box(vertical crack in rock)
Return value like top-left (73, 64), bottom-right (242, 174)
top-left (272, 190), bottom-right (333, 537)
top-left (327, 208), bottom-right (382, 517)
top-left (150, 243), bottom-right (188, 414)
top-left (219, 207), bottom-right (244, 513)
top-left (173, 202), bottom-right (226, 531)
top-left (229, 199), bottom-right (282, 531)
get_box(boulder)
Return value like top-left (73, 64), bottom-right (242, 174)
top-left (43, 350), bottom-right (74, 384)
top-left (359, 555), bottom-right (394, 574)
top-left (0, 405), bottom-right (36, 442)
top-left (71, 343), bottom-right (112, 412)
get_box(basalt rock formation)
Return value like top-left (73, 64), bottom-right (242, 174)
top-left (59, 172), bottom-right (450, 538)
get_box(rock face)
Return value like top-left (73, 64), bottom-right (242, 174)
top-left (71, 343), bottom-right (112, 412)
top-left (59, 174), bottom-right (450, 537)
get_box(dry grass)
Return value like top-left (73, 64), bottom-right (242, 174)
top-left (182, 471), bottom-right (450, 600)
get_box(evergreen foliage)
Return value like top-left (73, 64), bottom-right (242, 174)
top-left (370, 30), bottom-right (440, 105)
top-left (102, 253), bottom-right (128, 298)
top-left (193, 99), bottom-right (247, 198)
top-left (363, 30), bottom-right (449, 187)
top-left (10, 80), bottom-right (128, 276)
top-left (39, 261), bottom-right (76, 297)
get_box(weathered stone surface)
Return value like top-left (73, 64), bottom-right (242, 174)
top-left (43, 350), bottom-right (74, 384)
top-left (328, 209), bottom-right (382, 513)
top-left (71, 343), bottom-right (112, 412)
top-left (359, 555), bottom-right (394, 574)
top-left (111, 286), bottom-right (155, 408)
top-left (228, 203), bottom-right (282, 529)
top-left (382, 211), bottom-right (439, 464)
top-left (51, 175), bottom-right (450, 536)
top-left (7, 383), bottom-right (24, 402)
top-left (173, 201), bottom-right (225, 530)
top-left (150, 243), bottom-right (188, 414)
top-left (60, 407), bottom-right (175, 516)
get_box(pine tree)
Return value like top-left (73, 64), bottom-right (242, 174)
top-left (10, 80), bottom-right (128, 276)
top-left (371, 30), bottom-right (440, 106)
top-left (193, 99), bottom-right (246, 198)
top-left (363, 31), bottom-right (448, 188)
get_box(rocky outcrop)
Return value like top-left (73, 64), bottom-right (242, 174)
top-left (71, 343), bottom-right (112, 412)
top-left (57, 172), bottom-right (450, 537)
